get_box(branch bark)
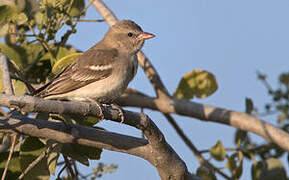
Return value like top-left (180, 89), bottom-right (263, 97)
top-left (0, 94), bottom-right (197, 180)
top-left (117, 90), bottom-right (289, 151)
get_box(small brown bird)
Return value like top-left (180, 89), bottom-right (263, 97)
top-left (34, 20), bottom-right (154, 120)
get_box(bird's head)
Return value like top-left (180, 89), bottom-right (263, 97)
top-left (103, 20), bottom-right (155, 54)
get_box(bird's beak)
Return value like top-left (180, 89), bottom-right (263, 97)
top-left (138, 32), bottom-right (155, 40)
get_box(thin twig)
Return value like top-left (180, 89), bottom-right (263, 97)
top-left (17, 143), bottom-right (58, 180)
top-left (27, 24), bottom-right (56, 62)
top-left (73, 19), bottom-right (104, 22)
top-left (163, 113), bottom-right (231, 180)
top-left (63, 155), bottom-right (76, 180)
top-left (57, 164), bottom-right (67, 179)
top-left (72, 160), bottom-right (79, 178)
top-left (1, 134), bottom-right (17, 180)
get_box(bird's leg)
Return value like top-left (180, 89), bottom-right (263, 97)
top-left (86, 98), bottom-right (104, 120)
top-left (104, 102), bottom-right (125, 123)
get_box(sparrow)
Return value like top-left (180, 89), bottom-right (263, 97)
top-left (34, 20), bottom-right (155, 121)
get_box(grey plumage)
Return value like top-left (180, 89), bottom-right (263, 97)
top-left (34, 20), bottom-right (154, 103)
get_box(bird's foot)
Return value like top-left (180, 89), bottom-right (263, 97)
top-left (105, 103), bottom-right (125, 123)
top-left (86, 98), bottom-right (104, 120)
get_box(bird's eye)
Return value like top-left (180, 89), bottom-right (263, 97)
top-left (127, 32), bottom-right (133, 37)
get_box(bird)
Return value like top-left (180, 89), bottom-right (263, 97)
top-left (33, 20), bottom-right (155, 121)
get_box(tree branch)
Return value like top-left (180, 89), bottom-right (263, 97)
top-left (0, 95), bottom-right (197, 180)
top-left (0, 52), bottom-right (17, 180)
top-left (117, 91), bottom-right (289, 151)
top-left (0, 52), bottom-right (14, 95)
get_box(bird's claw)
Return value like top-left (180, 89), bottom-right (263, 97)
top-left (87, 98), bottom-right (104, 120)
top-left (110, 103), bottom-right (125, 123)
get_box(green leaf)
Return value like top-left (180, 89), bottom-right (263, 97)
top-left (0, 43), bottom-right (23, 66)
top-left (226, 152), bottom-right (243, 179)
top-left (34, 11), bottom-right (48, 26)
top-left (0, 60), bottom-right (27, 95)
top-left (71, 143), bottom-right (102, 160)
top-left (55, 47), bottom-right (71, 61)
top-left (61, 144), bottom-right (89, 166)
top-left (50, 53), bottom-right (82, 77)
top-left (15, 0), bottom-right (38, 18)
top-left (0, 23), bottom-right (9, 37)
top-left (234, 129), bottom-right (249, 146)
top-left (196, 166), bottom-right (217, 180)
top-left (69, 0), bottom-right (85, 17)
top-left (15, 12), bottom-right (28, 25)
top-left (0, 152), bottom-right (21, 179)
top-left (210, 140), bottom-right (226, 161)
top-left (19, 137), bottom-right (50, 180)
top-left (0, 4), bottom-right (19, 26)
top-left (174, 69), bottom-right (218, 99)
top-left (279, 73), bottom-right (289, 85)
top-left (252, 158), bottom-right (287, 180)
top-left (47, 151), bottom-right (59, 175)
top-left (245, 97), bottom-right (254, 114)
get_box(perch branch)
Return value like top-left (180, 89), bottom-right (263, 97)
top-left (0, 95), bottom-right (197, 180)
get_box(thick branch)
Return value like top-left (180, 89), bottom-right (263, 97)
top-left (117, 91), bottom-right (289, 151)
top-left (0, 94), bottom-right (196, 180)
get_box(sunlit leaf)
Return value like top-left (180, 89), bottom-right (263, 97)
top-left (15, 12), bottom-right (28, 25)
top-left (47, 151), bottom-right (58, 175)
top-left (69, 0), bottom-right (85, 17)
top-left (0, 4), bottom-right (19, 26)
top-left (50, 53), bottom-right (82, 77)
top-left (0, 23), bottom-right (9, 37)
top-left (0, 61), bottom-right (27, 95)
top-left (34, 11), bottom-right (47, 26)
top-left (0, 43), bottom-right (23, 66)
top-left (210, 140), bottom-right (226, 161)
top-left (20, 137), bottom-right (50, 180)
top-left (174, 69), bottom-right (218, 99)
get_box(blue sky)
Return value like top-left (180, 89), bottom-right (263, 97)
top-left (51, 0), bottom-right (289, 179)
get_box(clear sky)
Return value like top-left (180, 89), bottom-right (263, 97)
top-left (51, 0), bottom-right (289, 179)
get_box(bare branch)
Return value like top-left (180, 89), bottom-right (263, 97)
top-left (0, 95), bottom-right (198, 180)
top-left (1, 134), bottom-right (17, 180)
top-left (163, 114), bottom-right (231, 180)
top-left (117, 91), bottom-right (289, 151)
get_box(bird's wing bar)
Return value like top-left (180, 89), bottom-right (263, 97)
top-left (35, 48), bottom-right (118, 98)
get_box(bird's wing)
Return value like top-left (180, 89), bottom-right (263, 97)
top-left (34, 48), bottom-right (118, 98)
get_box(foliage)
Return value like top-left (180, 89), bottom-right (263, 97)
top-left (0, 0), bottom-right (115, 179)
